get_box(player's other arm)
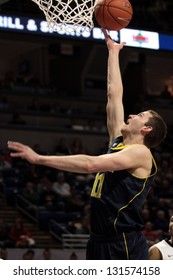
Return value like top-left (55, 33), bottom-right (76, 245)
top-left (8, 142), bottom-right (150, 174)
top-left (148, 246), bottom-right (162, 260)
top-left (103, 29), bottom-right (126, 145)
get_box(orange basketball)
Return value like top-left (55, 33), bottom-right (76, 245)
top-left (94, 0), bottom-right (133, 31)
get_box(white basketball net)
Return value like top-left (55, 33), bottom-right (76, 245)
top-left (31, 0), bottom-right (97, 33)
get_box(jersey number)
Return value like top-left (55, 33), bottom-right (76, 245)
top-left (91, 173), bottom-right (105, 198)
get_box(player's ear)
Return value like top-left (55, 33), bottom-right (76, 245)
top-left (141, 125), bottom-right (153, 136)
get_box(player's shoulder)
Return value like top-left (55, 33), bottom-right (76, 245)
top-left (124, 145), bottom-right (153, 168)
top-left (149, 244), bottom-right (162, 260)
top-left (125, 144), bottom-right (151, 156)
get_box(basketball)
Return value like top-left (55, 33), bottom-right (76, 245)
top-left (94, 0), bottom-right (133, 31)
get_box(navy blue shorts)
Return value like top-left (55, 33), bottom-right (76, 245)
top-left (86, 231), bottom-right (148, 260)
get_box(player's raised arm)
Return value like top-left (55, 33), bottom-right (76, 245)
top-left (102, 29), bottom-right (126, 145)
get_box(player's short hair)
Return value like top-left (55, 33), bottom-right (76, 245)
top-left (144, 110), bottom-right (167, 148)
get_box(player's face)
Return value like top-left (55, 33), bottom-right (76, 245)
top-left (124, 111), bottom-right (153, 133)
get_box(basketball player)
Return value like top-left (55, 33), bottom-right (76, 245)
top-left (7, 29), bottom-right (167, 260)
top-left (149, 215), bottom-right (173, 260)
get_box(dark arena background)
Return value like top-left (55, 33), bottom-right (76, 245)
top-left (0, 0), bottom-right (173, 260)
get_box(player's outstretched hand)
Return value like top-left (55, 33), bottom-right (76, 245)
top-left (102, 28), bottom-right (126, 51)
top-left (7, 141), bottom-right (39, 164)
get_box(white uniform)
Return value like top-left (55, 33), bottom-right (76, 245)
top-left (154, 239), bottom-right (173, 260)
